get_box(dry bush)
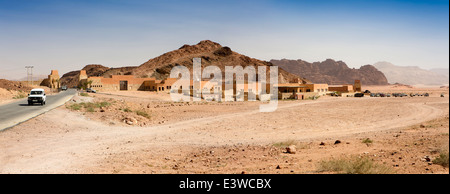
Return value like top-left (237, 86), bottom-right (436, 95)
top-left (318, 156), bottom-right (394, 174)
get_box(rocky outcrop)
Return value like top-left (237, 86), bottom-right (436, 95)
top-left (62, 40), bottom-right (306, 84)
top-left (130, 40), bottom-right (305, 83)
top-left (270, 59), bottom-right (389, 85)
top-left (60, 64), bottom-right (111, 88)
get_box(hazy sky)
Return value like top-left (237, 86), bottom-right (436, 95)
top-left (0, 0), bottom-right (448, 80)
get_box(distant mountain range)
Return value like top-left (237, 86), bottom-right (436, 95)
top-left (373, 62), bottom-right (449, 86)
top-left (58, 40), bottom-right (448, 87)
top-left (270, 59), bottom-right (389, 85)
top-left (429, 68), bottom-right (450, 79)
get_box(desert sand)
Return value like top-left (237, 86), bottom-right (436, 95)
top-left (0, 85), bottom-right (448, 174)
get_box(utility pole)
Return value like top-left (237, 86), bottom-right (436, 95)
top-left (25, 66), bottom-right (34, 86)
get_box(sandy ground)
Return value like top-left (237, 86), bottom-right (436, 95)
top-left (0, 85), bottom-right (448, 174)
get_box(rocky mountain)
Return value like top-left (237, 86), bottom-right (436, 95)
top-left (103, 40), bottom-right (305, 83)
top-left (60, 64), bottom-right (110, 88)
top-left (61, 40), bottom-right (306, 87)
top-left (373, 62), bottom-right (449, 85)
top-left (270, 59), bottom-right (389, 85)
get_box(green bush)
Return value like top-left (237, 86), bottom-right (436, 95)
top-left (79, 92), bottom-right (89, 97)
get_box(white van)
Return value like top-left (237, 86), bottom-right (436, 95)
top-left (28, 88), bottom-right (46, 105)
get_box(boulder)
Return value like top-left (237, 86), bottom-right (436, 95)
top-left (286, 145), bottom-right (296, 154)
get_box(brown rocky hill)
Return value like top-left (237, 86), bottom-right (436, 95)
top-left (270, 59), bottom-right (389, 85)
top-left (0, 79), bottom-right (33, 91)
top-left (60, 64), bottom-right (110, 88)
top-left (102, 40), bottom-right (306, 83)
top-left (62, 40), bottom-right (307, 85)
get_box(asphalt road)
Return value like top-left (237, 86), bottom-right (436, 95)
top-left (0, 89), bottom-right (77, 131)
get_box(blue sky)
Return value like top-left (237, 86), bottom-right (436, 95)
top-left (0, 0), bottom-right (448, 79)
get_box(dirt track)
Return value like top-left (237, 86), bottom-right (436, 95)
top-left (0, 92), bottom-right (448, 173)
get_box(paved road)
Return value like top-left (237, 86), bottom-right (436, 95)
top-left (0, 89), bottom-right (77, 131)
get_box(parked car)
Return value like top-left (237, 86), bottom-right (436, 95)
top-left (364, 90), bottom-right (371, 94)
top-left (61, 85), bottom-right (68, 91)
top-left (370, 93), bottom-right (376, 97)
top-left (386, 93), bottom-right (391, 97)
top-left (86, 88), bottom-right (97, 93)
top-left (28, 88), bottom-right (46, 105)
top-left (380, 93), bottom-right (386, 97)
top-left (354, 93), bottom-right (365, 97)
top-left (424, 93), bottom-right (429, 97)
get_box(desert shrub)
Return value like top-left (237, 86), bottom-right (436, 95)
top-left (273, 140), bottom-right (310, 149)
top-left (318, 157), bottom-right (394, 174)
top-left (96, 101), bottom-right (111, 108)
top-left (68, 103), bottom-right (82, 111)
top-left (67, 101), bottom-right (111, 112)
top-left (362, 138), bottom-right (373, 144)
top-left (86, 107), bottom-right (95, 112)
top-left (135, 110), bottom-right (151, 119)
top-left (273, 140), bottom-right (298, 148)
top-left (79, 92), bottom-right (89, 97)
top-left (433, 151), bottom-right (449, 167)
top-left (122, 107), bottom-right (132, 112)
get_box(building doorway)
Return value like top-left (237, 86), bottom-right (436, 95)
top-left (120, 81), bottom-right (128, 91)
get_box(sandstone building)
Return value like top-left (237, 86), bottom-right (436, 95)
top-left (40, 70), bottom-right (60, 89)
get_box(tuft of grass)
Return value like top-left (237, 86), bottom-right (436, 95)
top-left (273, 140), bottom-right (310, 149)
top-left (273, 140), bottom-right (298, 148)
top-left (318, 157), bottom-right (394, 174)
top-left (86, 107), bottom-right (95, 112)
top-left (433, 151), bottom-right (449, 167)
top-left (135, 110), bottom-right (151, 119)
top-left (97, 101), bottom-right (111, 108)
top-left (362, 138), bottom-right (373, 144)
top-left (122, 107), bottom-right (132, 112)
top-left (68, 103), bottom-right (82, 110)
top-left (67, 101), bottom-right (112, 112)
top-left (79, 92), bottom-right (89, 97)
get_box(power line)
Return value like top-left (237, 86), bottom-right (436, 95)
top-left (25, 66), bottom-right (34, 86)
